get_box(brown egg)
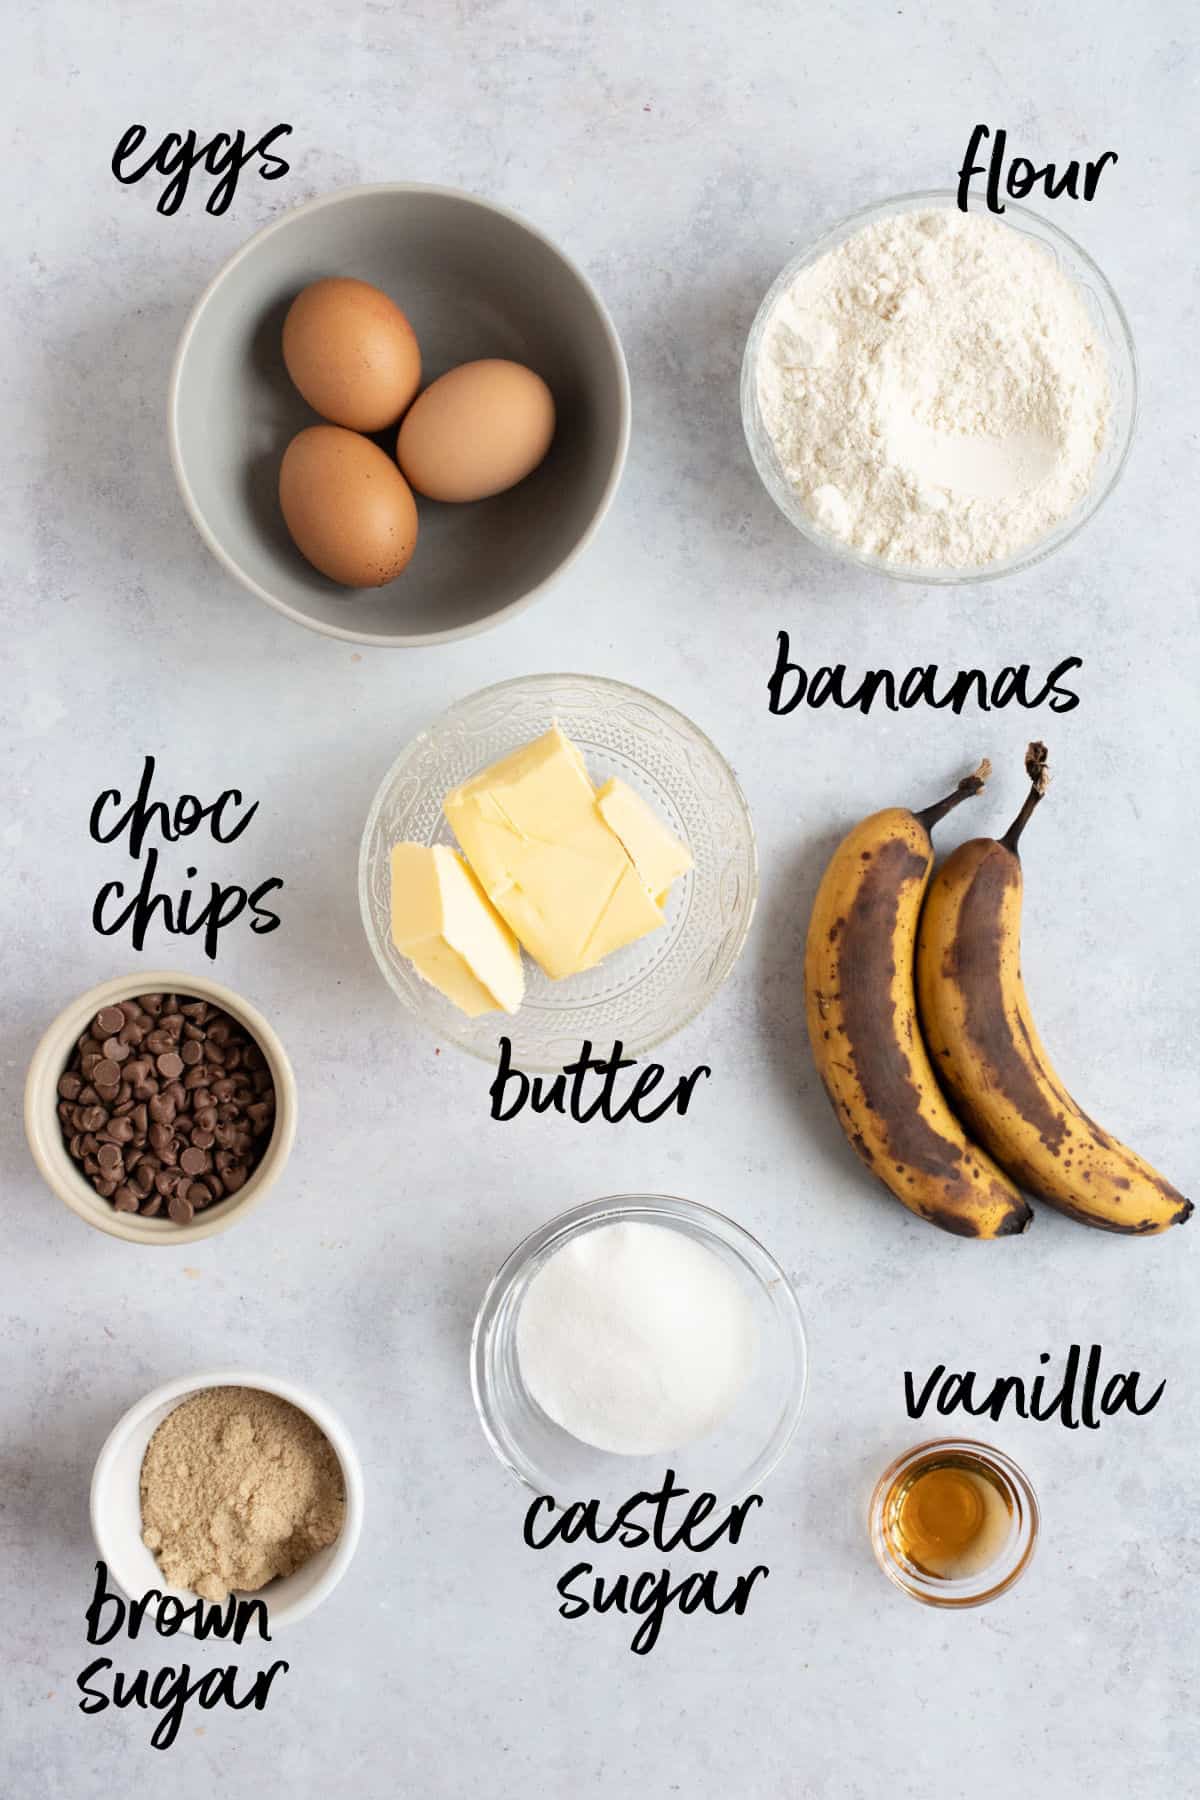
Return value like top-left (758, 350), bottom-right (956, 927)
top-left (282, 278), bottom-right (422, 432)
top-left (279, 426), bottom-right (418, 588)
top-left (396, 359), bottom-right (556, 503)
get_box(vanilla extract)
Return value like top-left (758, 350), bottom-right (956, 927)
top-left (883, 1453), bottom-right (1013, 1580)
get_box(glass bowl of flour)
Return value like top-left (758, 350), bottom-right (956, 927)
top-left (471, 1193), bottom-right (808, 1513)
top-left (741, 190), bottom-right (1137, 583)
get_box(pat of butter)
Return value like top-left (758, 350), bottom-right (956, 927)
top-left (389, 842), bottom-right (525, 1016)
top-left (595, 778), bottom-right (692, 908)
top-left (443, 726), bottom-right (665, 980)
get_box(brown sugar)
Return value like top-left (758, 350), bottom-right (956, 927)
top-left (140, 1386), bottom-right (345, 1603)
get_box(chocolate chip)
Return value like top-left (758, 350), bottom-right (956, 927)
top-left (57, 993), bottom-right (274, 1222)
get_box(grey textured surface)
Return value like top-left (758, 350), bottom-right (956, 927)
top-left (3, 4), bottom-right (1197, 1797)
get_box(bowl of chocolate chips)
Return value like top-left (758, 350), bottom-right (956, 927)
top-left (24, 972), bottom-right (296, 1244)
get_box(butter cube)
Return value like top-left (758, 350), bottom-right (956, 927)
top-left (595, 778), bottom-right (693, 907)
top-left (443, 726), bottom-right (665, 980)
top-left (389, 843), bottom-right (525, 1017)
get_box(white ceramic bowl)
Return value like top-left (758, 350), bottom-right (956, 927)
top-left (24, 971), bottom-right (297, 1245)
top-left (90, 1370), bottom-right (364, 1633)
top-left (741, 189), bottom-right (1138, 583)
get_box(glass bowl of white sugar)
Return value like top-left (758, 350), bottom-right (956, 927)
top-left (471, 1193), bottom-right (808, 1514)
top-left (741, 190), bottom-right (1137, 583)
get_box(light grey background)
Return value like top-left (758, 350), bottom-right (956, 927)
top-left (3, 4), bottom-right (1197, 1797)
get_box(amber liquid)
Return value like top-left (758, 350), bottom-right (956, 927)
top-left (883, 1450), bottom-right (1014, 1580)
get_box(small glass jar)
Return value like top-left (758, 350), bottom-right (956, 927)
top-left (869, 1438), bottom-right (1039, 1608)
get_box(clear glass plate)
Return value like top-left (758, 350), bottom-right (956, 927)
top-left (358, 673), bottom-right (758, 1068)
top-left (741, 189), bottom-right (1138, 584)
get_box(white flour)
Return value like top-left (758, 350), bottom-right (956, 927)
top-left (757, 208), bottom-right (1111, 569)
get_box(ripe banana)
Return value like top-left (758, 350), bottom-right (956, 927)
top-left (805, 763), bottom-right (1032, 1239)
top-left (916, 744), bottom-right (1192, 1235)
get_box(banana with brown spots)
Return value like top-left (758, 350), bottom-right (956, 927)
top-left (805, 762), bottom-right (1032, 1239)
top-left (915, 744), bottom-right (1192, 1235)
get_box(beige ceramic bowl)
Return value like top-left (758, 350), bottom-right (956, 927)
top-left (24, 971), bottom-right (296, 1245)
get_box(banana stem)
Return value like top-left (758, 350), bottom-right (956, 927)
top-left (1000, 742), bottom-right (1050, 855)
top-left (913, 758), bottom-right (992, 833)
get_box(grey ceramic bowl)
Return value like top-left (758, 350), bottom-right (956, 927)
top-left (169, 184), bottom-right (630, 646)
